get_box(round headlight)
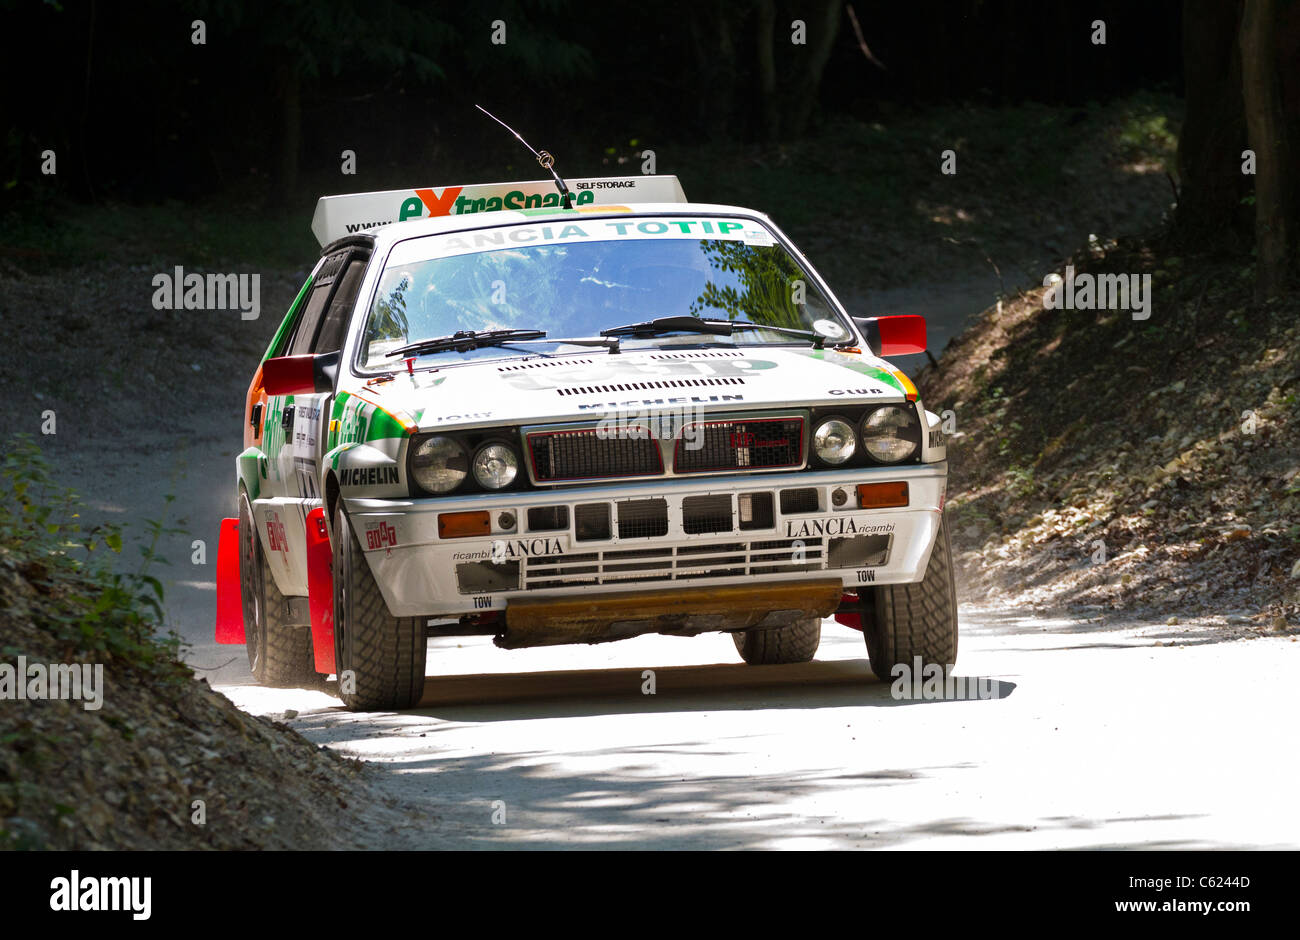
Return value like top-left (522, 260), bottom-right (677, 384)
top-left (410, 436), bottom-right (468, 493)
top-left (861, 406), bottom-right (919, 463)
top-left (813, 418), bottom-right (857, 465)
top-left (472, 443), bottom-right (519, 490)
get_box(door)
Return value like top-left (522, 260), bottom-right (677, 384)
top-left (258, 247), bottom-right (370, 593)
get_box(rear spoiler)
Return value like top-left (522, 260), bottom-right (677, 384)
top-left (311, 175), bottom-right (687, 246)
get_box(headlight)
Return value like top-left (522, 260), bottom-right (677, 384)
top-left (813, 417), bottom-right (857, 465)
top-left (409, 435), bottom-right (468, 493)
top-left (472, 443), bottom-right (519, 490)
top-left (861, 406), bottom-right (919, 463)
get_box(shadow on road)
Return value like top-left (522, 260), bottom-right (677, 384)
top-left (267, 711), bottom-right (1209, 849)
top-left (961, 606), bottom-right (1261, 648)
top-left (289, 659), bottom-right (1016, 729)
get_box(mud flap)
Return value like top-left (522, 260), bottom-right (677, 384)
top-left (834, 592), bottom-right (865, 631)
top-left (214, 517), bottom-right (245, 644)
top-left (305, 507), bottom-right (336, 675)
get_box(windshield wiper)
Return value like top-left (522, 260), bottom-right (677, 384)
top-left (599, 316), bottom-right (836, 348)
top-left (387, 329), bottom-right (545, 358)
top-left (387, 329), bottom-right (620, 359)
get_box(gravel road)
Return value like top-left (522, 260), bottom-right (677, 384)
top-left (219, 610), bottom-right (1300, 850)
top-left (9, 262), bottom-right (1292, 850)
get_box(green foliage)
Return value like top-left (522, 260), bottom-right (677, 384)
top-left (0, 436), bottom-right (188, 679)
top-left (665, 92), bottom-right (1181, 290)
top-left (194, 0), bottom-right (451, 82)
top-left (1004, 465), bottom-right (1037, 500)
top-left (191, 0), bottom-right (591, 85)
top-left (1116, 102), bottom-right (1178, 160)
top-left (1, 438), bottom-right (195, 850)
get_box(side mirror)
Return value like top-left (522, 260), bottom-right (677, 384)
top-left (852, 315), bottom-right (927, 356)
top-left (262, 351), bottom-right (340, 396)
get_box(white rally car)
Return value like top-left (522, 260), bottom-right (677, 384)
top-left (214, 175), bottom-right (957, 710)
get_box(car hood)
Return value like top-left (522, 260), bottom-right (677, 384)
top-left (350, 346), bottom-right (912, 432)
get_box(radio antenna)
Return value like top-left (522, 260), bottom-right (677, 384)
top-left (475, 104), bottom-right (573, 209)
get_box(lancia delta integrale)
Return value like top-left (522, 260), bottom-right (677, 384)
top-left (214, 174), bottom-right (957, 710)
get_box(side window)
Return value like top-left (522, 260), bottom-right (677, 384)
top-left (286, 281), bottom-right (334, 357)
top-left (313, 255), bottom-right (368, 354)
top-left (267, 275), bottom-right (315, 359)
top-left (287, 250), bottom-right (346, 355)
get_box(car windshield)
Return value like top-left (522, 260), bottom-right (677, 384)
top-left (358, 215), bottom-right (850, 370)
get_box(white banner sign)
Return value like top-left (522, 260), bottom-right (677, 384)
top-left (311, 175), bottom-right (687, 245)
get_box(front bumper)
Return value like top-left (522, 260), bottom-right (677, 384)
top-left (345, 462), bottom-right (947, 620)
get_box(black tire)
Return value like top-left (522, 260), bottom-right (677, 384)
top-left (239, 491), bottom-right (316, 687)
top-left (332, 508), bottom-right (427, 711)
top-left (865, 511), bottom-right (959, 680)
top-left (733, 616), bottom-right (821, 665)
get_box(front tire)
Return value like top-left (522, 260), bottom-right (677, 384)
top-left (864, 511), bottom-right (959, 679)
top-left (239, 491), bottom-right (316, 687)
top-left (332, 508), bottom-right (427, 711)
top-left (733, 617), bottom-right (821, 665)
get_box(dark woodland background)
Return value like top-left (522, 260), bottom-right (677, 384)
top-left (2, 0), bottom-right (1297, 291)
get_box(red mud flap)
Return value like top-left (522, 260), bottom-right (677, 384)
top-left (834, 592), bottom-right (864, 631)
top-left (214, 518), bottom-right (245, 644)
top-left (305, 507), bottom-right (336, 675)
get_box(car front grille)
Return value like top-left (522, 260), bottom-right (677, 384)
top-left (527, 428), bottom-right (662, 482)
top-left (674, 417), bottom-right (804, 473)
top-left (525, 414), bottom-right (806, 483)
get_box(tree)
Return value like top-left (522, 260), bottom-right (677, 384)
top-left (1176, 0), bottom-right (1298, 298)
top-left (195, 0), bottom-right (591, 207)
top-left (195, 0), bottom-right (452, 206)
top-left (756, 0), bottom-right (844, 141)
top-left (1239, 0), bottom-right (1294, 299)
top-left (1174, 0), bottom-right (1249, 243)
top-left (685, 0), bottom-right (745, 141)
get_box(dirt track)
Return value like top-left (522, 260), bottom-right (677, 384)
top-left (219, 613), bottom-right (1299, 849)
